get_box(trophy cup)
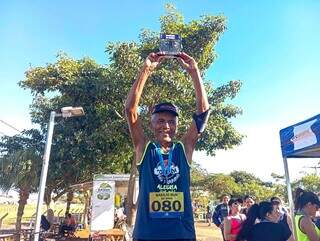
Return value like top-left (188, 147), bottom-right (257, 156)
top-left (159, 34), bottom-right (182, 57)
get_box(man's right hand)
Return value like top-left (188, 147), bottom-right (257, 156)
top-left (143, 52), bottom-right (165, 72)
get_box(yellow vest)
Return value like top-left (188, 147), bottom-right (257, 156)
top-left (295, 214), bottom-right (320, 241)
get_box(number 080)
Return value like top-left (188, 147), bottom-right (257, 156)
top-left (151, 200), bottom-right (181, 212)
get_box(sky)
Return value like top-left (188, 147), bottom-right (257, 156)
top-left (1, 0), bottom-right (320, 182)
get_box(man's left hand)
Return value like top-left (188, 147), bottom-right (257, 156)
top-left (176, 52), bottom-right (198, 74)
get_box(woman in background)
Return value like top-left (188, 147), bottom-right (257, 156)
top-left (235, 201), bottom-right (291, 241)
top-left (224, 198), bottom-right (246, 241)
top-left (294, 188), bottom-right (320, 241)
top-left (270, 197), bottom-right (295, 241)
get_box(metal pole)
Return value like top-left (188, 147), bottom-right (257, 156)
top-left (283, 157), bottom-right (297, 240)
top-left (34, 111), bottom-right (56, 241)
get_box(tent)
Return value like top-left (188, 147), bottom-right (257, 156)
top-left (279, 113), bottom-right (320, 238)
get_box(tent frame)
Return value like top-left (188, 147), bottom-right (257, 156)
top-left (282, 157), bottom-right (296, 240)
top-left (280, 113), bottom-right (320, 240)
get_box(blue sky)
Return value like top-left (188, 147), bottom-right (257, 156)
top-left (1, 0), bottom-right (320, 181)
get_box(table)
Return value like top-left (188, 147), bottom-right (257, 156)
top-left (92, 229), bottom-right (124, 241)
top-left (0, 234), bottom-right (14, 241)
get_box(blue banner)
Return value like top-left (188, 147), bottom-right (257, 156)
top-left (279, 114), bottom-right (320, 158)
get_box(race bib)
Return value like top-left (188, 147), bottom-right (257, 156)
top-left (149, 192), bottom-right (184, 218)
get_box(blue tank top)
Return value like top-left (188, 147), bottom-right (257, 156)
top-left (132, 141), bottom-right (196, 240)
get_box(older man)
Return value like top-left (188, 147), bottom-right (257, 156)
top-left (125, 52), bottom-right (210, 241)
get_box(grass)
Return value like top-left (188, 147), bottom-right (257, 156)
top-left (0, 203), bottom-right (84, 228)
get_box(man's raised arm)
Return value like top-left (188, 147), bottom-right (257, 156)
top-left (178, 52), bottom-right (210, 161)
top-left (125, 53), bottom-right (164, 150)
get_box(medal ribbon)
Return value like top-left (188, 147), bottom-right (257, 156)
top-left (155, 143), bottom-right (175, 176)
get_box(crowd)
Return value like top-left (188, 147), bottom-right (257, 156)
top-left (210, 188), bottom-right (320, 241)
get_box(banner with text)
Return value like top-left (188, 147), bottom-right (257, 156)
top-left (91, 179), bottom-right (115, 231)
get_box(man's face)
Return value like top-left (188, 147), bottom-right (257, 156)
top-left (151, 112), bottom-right (178, 143)
top-left (222, 196), bottom-right (230, 204)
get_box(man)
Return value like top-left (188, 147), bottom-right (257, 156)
top-left (212, 194), bottom-right (230, 241)
top-left (125, 52), bottom-right (209, 241)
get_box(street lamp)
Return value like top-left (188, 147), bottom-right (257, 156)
top-left (34, 107), bottom-right (85, 241)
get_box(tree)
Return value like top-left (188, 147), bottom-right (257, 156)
top-left (190, 162), bottom-right (208, 191)
top-left (204, 173), bottom-right (240, 199)
top-left (230, 171), bottom-right (263, 185)
top-left (18, 4), bottom-right (243, 224)
top-left (293, 174), bottom-right (320, 193)
top-left (0, 130), bottom-right (42, 236)
top-left (238, 182), bottom-right (275, 202)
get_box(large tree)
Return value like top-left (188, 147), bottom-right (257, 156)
top-left (19, 5), bottom-right (243, 223)
top-left (0, 130), bottom-right (42, 236)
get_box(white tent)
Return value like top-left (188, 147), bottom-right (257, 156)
top-left (279, 113), bottom-right (320, 238)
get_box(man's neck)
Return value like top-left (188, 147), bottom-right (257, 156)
top-left (159, 141), bottom-right (172, 152)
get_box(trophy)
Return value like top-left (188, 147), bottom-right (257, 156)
top-left (159, 34), bottom-right (182, 57)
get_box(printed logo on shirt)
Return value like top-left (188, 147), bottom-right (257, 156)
top-left (153, 159), bottom-right (180, 185)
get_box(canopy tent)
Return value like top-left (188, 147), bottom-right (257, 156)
top-left (279, 113), bottom-right (320, 239)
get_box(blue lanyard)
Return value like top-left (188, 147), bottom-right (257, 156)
top-left (155, 143), bottom-right (175, 176)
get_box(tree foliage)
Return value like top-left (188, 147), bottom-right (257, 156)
top-left (17, 4), bottom-right (244, 199)
top-left (230, 171), bottom-right (264, 185)
top-left (190, 168), bottom-right (289, 204)
top-left (292, 174), bottom-right (320, 194)
top-left (0, 130), bottom-right (43, 232)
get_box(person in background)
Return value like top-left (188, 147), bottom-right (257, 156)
top-left (213, 194), bottom-right (230, 241)
top-left (294, 188), bottom-right (320, 241)
top-left (241, 195), bottom-right (255, 216)
top-left (270, 197), bottom-right (288, 214)
top-left (59, 213), bottom-right (77, 236)
top-left (206, 204), bottom-right (213, 226)
top-left (235, 201), bottom-right (291, 241)
top-left (270, 197), bottom-right (295, 241)
top-left (46, 208), bottom-right (55, 231)
top-left (223, 198), bottom-right (246, 241)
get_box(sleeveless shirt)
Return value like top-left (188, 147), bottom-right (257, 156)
top-left (295, 214), bottom-right (320, 241)
top-left (132, 141), bottom-right (196, 240)
top-left (226, 214), bottom-right (244, 241)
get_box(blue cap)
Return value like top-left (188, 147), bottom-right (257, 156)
top-left (152, 102), bottom-right (179, 116)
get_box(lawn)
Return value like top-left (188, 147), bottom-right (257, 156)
top-left (0, 204), bottom-right (84, 228)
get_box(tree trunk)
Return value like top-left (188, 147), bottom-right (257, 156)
top-left (83, 190), bottom-right (91, 228)
top-left (65, 191), bottom-right (74, 215)
top-left (126, 160), bottom-right (137, 226)
top-left (15, 187), bottom-right (30, 241)
top-left (44, 187), bottom-right (52, 209)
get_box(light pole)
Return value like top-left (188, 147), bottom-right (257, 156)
top-left (34, 107), bottom-right (85, 241)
